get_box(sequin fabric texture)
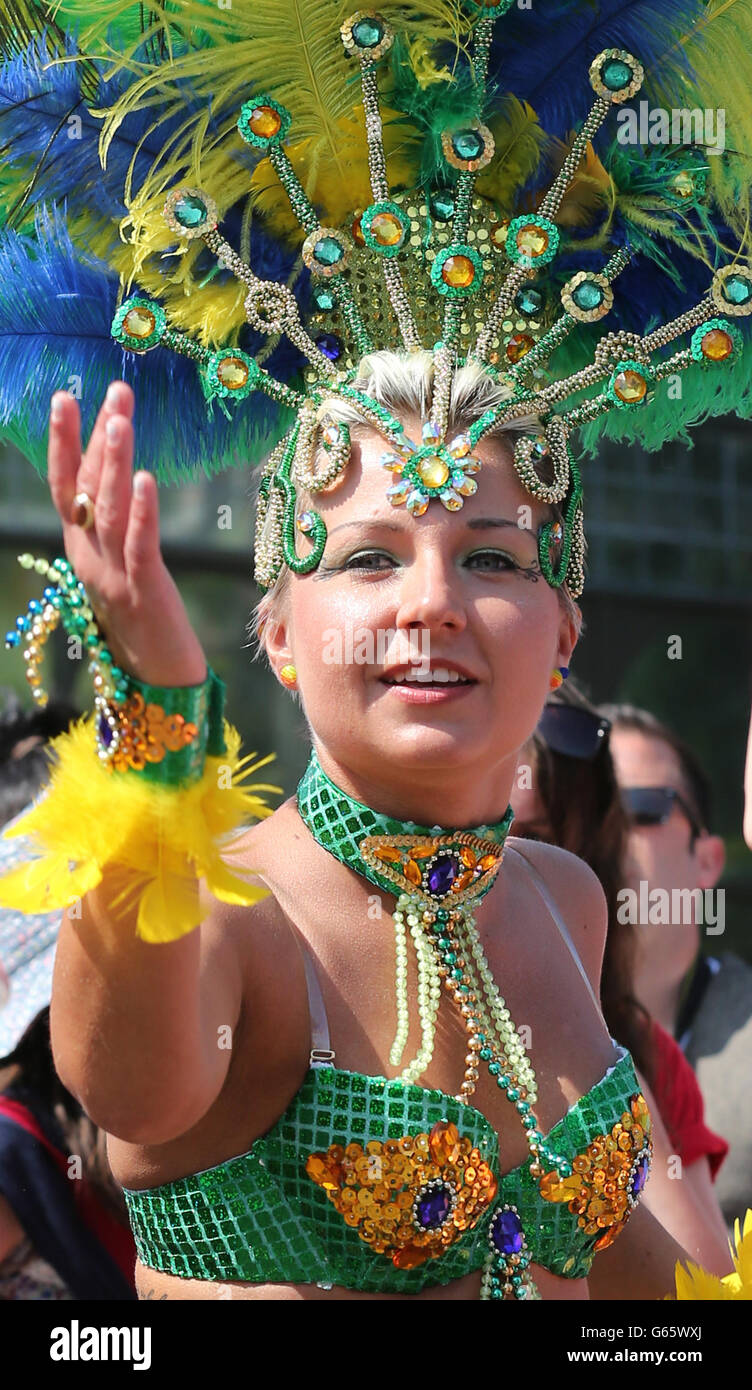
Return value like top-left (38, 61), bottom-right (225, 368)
top-left (124, 1052), bottom-right (649, 1292)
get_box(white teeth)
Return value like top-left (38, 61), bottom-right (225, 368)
top-left (389, 667), bottom-right (466, 684)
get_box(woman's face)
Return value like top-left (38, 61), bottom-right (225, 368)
top-left (265, 416), bottom-right (579, 811)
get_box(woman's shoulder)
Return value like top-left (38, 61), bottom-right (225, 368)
top-left (506, 836), bottom-right (609, 995)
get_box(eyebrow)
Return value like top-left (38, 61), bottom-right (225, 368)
top-left (325, 516), bottom-right (526, 540)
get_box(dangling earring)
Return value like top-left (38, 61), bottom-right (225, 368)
top-left (280, 664), bottom-right (297, 688)
top-left (549, 665), bottom-right (569, 691)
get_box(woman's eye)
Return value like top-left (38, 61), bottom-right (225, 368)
top-left (466, 550), bottom-right (518, 572)
top-left (342, 550), bottom-right (395, 571)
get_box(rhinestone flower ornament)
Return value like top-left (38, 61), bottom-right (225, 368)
top-left (380, 423), bottom-right (482, 516)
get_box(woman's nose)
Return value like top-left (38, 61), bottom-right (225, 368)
top-left (393, 550), bottom-right (467, 632)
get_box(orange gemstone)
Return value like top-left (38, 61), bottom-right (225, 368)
top-left (701, 328), bottom-right (733, 361)
top-left (429, 1120), bottom-right (461, 1165)
top-left (613, 369), bottom-right (647, 403)
top-left (515, 224), bottom-right (549, 257)
top-left (351, 213), bottom-right (366, 246)
top-left (248, 104), bottom-right (281, 138)
top-left (305, 1153), bottom-right (343, 1190)
top-left (441, 255), bottom-right (475, 289)
top-left (123, 306), bottom-right (156, 339)
top-left (594, 1225), bottom-right (620, 1251)
top-left (392, 1244), bottom-right (429, 1269)
top-left (409, 842), bottom-right (437, 860)
top-left (506, 332), bottom-right (535, 364)
top-left (404, 859), bottom-right (422, 885)
top-left (374, 845), bottom-right (402, 863)
top-left (489, 220), bottom-right (509, 250)
top-left (454, 871), bottom-right (475, 891)
top-left (478, 854), bottom-right (498, 871)
top-left (371, 211), bottom-right (404, 246)
top-left (459, 847), bottom-right (477, 868)
top-left (217, 355), bottom-right (249, 389)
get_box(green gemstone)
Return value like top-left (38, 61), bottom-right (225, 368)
top-left (452, 129), bottom-right (484, 161)
top-left (601, 58), bottom-right (632, 91)
top-left (514, 287), bottom-right (544, 315)
top-left (313, 236), bottom-right (344, 267)
top-left (722, 273), bottom-right (752, 305)
top-left (173, 194), bottom-right (208, 228)
top-left (571, 280), bottom-right (604, 311)
top-left (429, 189), bottom-right (455, 222)
top-left (312, 286), bottom-right (335, 311)
top-left (352, 16), bottom-right (384, 47)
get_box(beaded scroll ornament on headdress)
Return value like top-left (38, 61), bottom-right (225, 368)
top-left (2, 1), bottom-right (752, 601)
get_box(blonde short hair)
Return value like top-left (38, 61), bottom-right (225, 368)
top-left (251, 350), bottom-right (584, 659)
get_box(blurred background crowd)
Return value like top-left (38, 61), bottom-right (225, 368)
top-left (0, 413), bottom-right (750, 1298)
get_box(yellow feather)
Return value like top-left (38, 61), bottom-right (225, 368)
top-left (0, 717), bottom-right (281, 944)
top-left (476, 98), bottom-right (548, 217)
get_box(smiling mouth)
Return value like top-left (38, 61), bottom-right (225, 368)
top-left (381, 667), bottom-right (477, 686)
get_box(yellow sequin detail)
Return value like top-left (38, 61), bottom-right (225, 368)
top-left (108, 692), bottom-right (199, 771)
top-left (538, 1092), bottom-right (652, 1251)
top-left (305, 1120), bottom-right (497, 1268)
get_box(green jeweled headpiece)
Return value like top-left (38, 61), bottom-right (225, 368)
top-left (18, 2), bottom-right (742, 605)
top-left (105, 8), bottom-right (752, 601)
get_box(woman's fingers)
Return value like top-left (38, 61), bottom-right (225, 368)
top-left (124, 471), bottom-right (161, 589)
top-left (96, 413), bottom-right (134, 569)
top-left (47, 391), bottom-right (82, 527)
top-left (74, 381), bottom-right (135, 508)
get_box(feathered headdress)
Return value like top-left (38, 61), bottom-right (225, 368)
top-left (2, 0), bottom-right (752, 596)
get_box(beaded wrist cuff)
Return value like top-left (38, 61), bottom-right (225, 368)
top-left (5, 552), bottom-right (225, 789)
top-left (96, 668), bottom-right (227, 786)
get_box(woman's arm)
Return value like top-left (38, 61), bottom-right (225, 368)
top-left (587, 1072), bottom-right (731, 1300)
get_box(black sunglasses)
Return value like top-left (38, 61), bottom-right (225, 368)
top-left (621, 786), bottom-right (705, 840)
top-left (536, 704), bottom-right (612, 760)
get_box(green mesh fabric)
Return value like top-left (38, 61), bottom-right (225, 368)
top-left (296, 746), bottom-right (514, 901)
top-left (124, 1050), bottom-right (644, 1292)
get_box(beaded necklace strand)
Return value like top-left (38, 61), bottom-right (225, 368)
top-left (296, 749), bottom-right (578, 1298)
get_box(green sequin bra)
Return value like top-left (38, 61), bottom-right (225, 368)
top-left (124, 751), bottom-right (653, 1298)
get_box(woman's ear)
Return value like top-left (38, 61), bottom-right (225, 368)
top-left (263, 612), bottom-right (294, 685)
top-left (557, 605), bottom-right (580, 669)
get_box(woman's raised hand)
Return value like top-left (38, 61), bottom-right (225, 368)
top-left (47, 382), bottom-right (208, 686)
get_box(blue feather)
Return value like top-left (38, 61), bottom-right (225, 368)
top-left (487, 0), bottom-right (704, 138)
top-left (0, 34), bottom-right (238, 230)
top-left (0, 206), bottom-right (285, 482)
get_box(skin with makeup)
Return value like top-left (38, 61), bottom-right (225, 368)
top-left (44, 380), bottom-right (725, 1300)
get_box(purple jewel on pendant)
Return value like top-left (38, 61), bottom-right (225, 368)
top-left (97, 712), bottom-right (113, 748)
top-left (415, 1184), bottom-right (452, 1230)
top-left (491, 1207), bottom-right (524, 1255)
top-left (427, 853), bottom-right (460, 896)
top-left (631, 1153), bottom-right (649, 1197)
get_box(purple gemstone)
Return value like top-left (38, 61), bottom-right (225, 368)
top-left (97, 713), bottom-right (113, 748)
top-left (416, 1185), bottom-right (452, 1230)
top-left (427, 853), bottom-right (459, 896)
top-left (631, 1153), bottom-right (649, 1196)
top-left (491, 1208), bottom-right (524, 1255)
top-left (315, 332), bottom-right (342, 362)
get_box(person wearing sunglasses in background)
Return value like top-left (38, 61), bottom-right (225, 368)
top-left (601, 704), bottom-right (752, 1234)
top-left (510, 681), bottom-right (731, 1294)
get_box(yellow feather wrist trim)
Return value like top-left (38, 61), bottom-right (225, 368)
top-left (0, 715), bottom-right (281, 944)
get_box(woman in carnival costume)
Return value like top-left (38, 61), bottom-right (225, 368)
top-left (0, 0), bottom-right (751, 1300)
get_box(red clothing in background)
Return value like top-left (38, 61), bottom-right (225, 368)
top-left (651, 1020), bottom-right (729, 1179)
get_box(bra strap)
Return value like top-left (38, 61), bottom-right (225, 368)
top-left (507, 843), bottom-right (602, 1017)
top-left (299, 937), bottom-right (335, 1067)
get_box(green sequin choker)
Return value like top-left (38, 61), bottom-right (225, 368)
top-left (297, 745), bottom-right (514, 907)
top-left (295, 748), bottom-right (573, 1203)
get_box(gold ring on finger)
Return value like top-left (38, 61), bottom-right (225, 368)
top-left (71, 491), bottom-right (95, 531)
